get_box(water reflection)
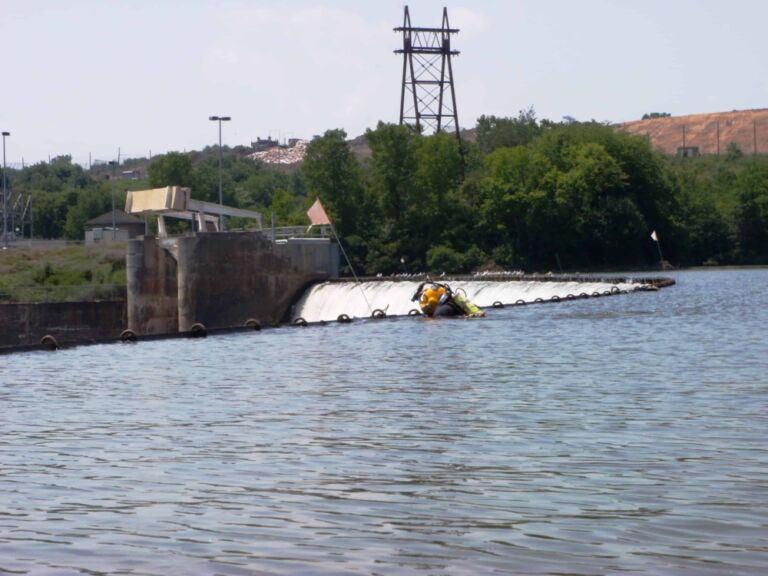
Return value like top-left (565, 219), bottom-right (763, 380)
top-left (0, 269), bottom-right (767, 575)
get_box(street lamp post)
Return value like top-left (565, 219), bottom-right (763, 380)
top-left (209, 115), bottom-right (231, 231)
top-left (108, 160), bottom-right (118, 241)
top-left (2, 131), bottom-right (9, 249)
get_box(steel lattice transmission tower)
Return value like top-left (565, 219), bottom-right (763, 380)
top-left (395, 6), bottom-right (461, 141)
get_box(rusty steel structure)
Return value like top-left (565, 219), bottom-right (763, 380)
top-left (395, 6), bottom-right (460, 140)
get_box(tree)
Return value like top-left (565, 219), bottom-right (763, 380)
top-left (302, 129), bottom-right (365, 237)
top-left (641, 112), bottom-right (671, 120)
top-left (475, 107), bottom-right (542, 154)
top-left (733, 162), bottom-right (768, 263)
top-left (366, 122), bottom-right (416, 229)
top-left (726, 142), bottom-right (744, 161)
top-left (412, 132), bottom-right (464, 248)
top-left (63, 186), bottom-right (111, 240)
top-left (148, 152), bottom-right (193, 188)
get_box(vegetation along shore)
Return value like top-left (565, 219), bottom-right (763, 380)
top-left (2, 110), bottom-right (767, 304)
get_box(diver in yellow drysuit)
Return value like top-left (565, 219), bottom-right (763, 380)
top-left (419, 284), bottom-right (448, 317)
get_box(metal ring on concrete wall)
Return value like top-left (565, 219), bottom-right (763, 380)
top-left (515, 299), bottom-right (527, 305)
top-left (337, 314), bottom-right (353, 323)
top-left (244, 319), bottom-right (262, 330)
top-left (566, 294), bottom-right (576, 300)
top-left (492, 301), bottom-right (504, 308)
top-left (408, 309), bottom-right (421, 316)
top-left (550, 295), bottom-right (561, 302)
top-left (40, 335), bottom-right (59, 350)
top-left (371, 309), bottom-right (387, 319)
top-left (120, 329), bottom-right (138, 342)
top-left (293, 317), bottom-right (308, 327)
top-left (190, 323), bottom-right (207, 338)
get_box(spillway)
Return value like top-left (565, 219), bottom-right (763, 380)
top-left (291, 277), bottom-right (652, 323)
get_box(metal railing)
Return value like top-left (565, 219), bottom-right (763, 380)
top-left (264, 225), bottom-right (332, 240)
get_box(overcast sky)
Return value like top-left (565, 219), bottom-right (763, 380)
top-left (2, 0), bottom-right (767, 166)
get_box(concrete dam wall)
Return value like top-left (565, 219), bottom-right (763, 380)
top-left (0, 300), bottom-right (127, 349)
top-left (127, 232), bottom-right (340, 335)
top-left (0, 232), bottom-right (339, 351)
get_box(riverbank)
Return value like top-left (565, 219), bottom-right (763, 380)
top-left (0, 243), bottom-right (126, 303)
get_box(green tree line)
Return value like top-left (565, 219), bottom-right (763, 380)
top-left (4, 111), bottom-right (767, 273)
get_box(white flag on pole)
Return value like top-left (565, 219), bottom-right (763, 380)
top-left (650, 230), bottom-right (658, 242)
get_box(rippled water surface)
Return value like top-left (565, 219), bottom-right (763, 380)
top-left (1, 269), bottom-right (767, 575)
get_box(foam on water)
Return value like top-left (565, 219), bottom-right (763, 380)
top-left (291, 279), bottom-right (644, 322)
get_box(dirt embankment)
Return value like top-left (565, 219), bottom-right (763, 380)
top-left (616, 109), bottom-right (768, 155)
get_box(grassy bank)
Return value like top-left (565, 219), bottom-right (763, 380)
top-left (0, 243), bottom-right (127, 303)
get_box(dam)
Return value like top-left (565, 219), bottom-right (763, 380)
top-left (0, 182), bottom-right (673, 350)
top-left (290, 276), bottom-right (667, 323)
top-left (0, 225), bottom-right (672, 351)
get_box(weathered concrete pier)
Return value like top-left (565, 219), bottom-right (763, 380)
top-left (127, 231), bottom-right (339, 335)
top-left (124, 185), bottom-right (340, 335)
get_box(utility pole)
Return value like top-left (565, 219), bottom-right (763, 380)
top-left (2, 131), bottom-right (9, 249)
top-left (209, 115), bottom-right (231, 231)
top-left (716, 120), bottom-right (720, 155)
top-left (754, 120), bottom-right (757, 155)
top-left (109, 160), bottom-right (118, 241)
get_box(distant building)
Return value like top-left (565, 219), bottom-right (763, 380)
top-left (122, 169), bottom-right (142, 180)
top-left (251, 137), bottom-right (279, 152)
top-left (84, 209), bottom-right (146, 244)
top-left (677, 146), bottom-right (700, 158)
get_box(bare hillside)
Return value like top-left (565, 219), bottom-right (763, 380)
top-left (616, 109), bottom-right (768, 155)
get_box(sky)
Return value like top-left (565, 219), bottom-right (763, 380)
top-left (1, 0), bottom-right (767, 167)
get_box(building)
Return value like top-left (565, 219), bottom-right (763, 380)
top-left (251, 137), bottom-right (279, 152)
top-left (121, 169), bottom-right (142, 180)
top-left (676, 146), bottom-right (700, 158)
top-left (85, 209), bottom-right (146, 244)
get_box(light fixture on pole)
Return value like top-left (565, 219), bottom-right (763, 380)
top-left (2, 131), bottom-right (9, 249)
top-left (209, 115), bottom-right (231, 232)
top-left (108, 160), bottom-right (118, 241)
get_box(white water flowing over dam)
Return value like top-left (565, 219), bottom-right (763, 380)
top-left (291, 278), bottom-right (650, 323)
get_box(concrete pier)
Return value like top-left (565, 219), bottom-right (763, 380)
top-left (127, 231), bottom-right (339, 335)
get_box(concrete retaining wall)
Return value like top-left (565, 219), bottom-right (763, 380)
top-left (128, 232), bottom-right (339, 335)
top-left (0, 301), bottom-right (126, 348)
top-left (126, 236), bottom-right (180, 335)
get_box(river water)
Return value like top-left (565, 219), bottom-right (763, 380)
top-left (1, 269), bottom-right (766, 575)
